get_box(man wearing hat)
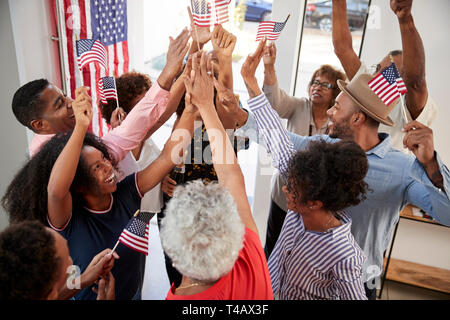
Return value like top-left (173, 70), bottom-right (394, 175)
top-left (332, 0), bottom-right (437, 152)
top-left (238, 43), bottom-right (450, 299)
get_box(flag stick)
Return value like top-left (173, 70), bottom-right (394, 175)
top-left (193, 24), bottom-right (202, 52)
top-left (110, 209), bottom-right (140, 255)
top-left (285, 14), bottom-right (291, 24)
top-left (113, 77), bottom-right (121, 122)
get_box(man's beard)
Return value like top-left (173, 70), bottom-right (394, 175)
top-left (328, 119), bottom-right (354, 140)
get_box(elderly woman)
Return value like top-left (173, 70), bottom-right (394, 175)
top-left (160, 52), bottom-right (273, 300)
top-left (262, 42), bottom-right (346, 258)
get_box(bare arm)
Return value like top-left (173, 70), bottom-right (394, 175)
top-left (332, 0), bottom-right (361, 80)
top-left (136, 102), bottom-right (195, 195)
top-left (391, 0), bottom-right (428, 119)
top-left (47, 88), bottom-right (92, 229)
top-left (211, 25), bottom-right (239, 129)
top-left (186, 52), bottom-right (257, 233)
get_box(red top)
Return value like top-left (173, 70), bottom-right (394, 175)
top-left (166, 228), bottom-right (274, 300)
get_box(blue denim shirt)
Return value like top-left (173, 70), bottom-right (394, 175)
top-left (240, 94), bottom-right (450, 281)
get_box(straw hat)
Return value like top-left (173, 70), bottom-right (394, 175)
top-left (337, 73), bottom-right (397, 126)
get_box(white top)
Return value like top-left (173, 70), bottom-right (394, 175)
top-left (115, 138), bottom-right (163, 213)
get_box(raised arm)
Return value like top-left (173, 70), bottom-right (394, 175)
top-left (403, 120), bottom-right (450, 225)
top-left (186, 51), bottom-right (257, 233)
top-left (241, 40), bottom-right (296, 176)
top-left (262, 42), bottom-right (304, 119)
top-left (102, 28), bottom-right (191, 162)
top-left (136, 100), bottom-right (195, 196)
top-left (211, 25), bottom-right (240, 129)
top-left (390, 0), bottom-right (428, 120)
top-left (47, 87), bottom-right (92, 229)
top-left (332, 0), bottom-right (362, 80)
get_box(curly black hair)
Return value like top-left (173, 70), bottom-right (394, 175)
top-left (0, 220), bottom-right (60, 300)
top-left (286, 139), bottom-right (369, 212)
top-left (1, 131), bottom-right (115, 225)
top-left (100, 71), bottom-right (152, 124)
top-left (12, 79), bottom-right (49, 130)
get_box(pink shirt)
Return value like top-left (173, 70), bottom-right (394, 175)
top-left (28, 81), bottom-right (169, 161)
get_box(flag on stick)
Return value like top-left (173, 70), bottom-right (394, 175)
top-left (368, 63), bottom-right (407, 106)
top-left (190, 0), bottom-right (231, 27)
top-left (191, 0), bottom-right (212, 27)
top-left (98, 76), bottom-right (118, 104)
top-left (212, 0), bottom-right (231, 25)
top-left (256, 14), bottom-right (290, 41)
top-left (112, 210), bottom-right (155, 256)
top-left (76, 39), bottom-right (108, 71)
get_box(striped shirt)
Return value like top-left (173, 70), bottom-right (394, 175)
top-left (248, 93), bottom-right (367, 300)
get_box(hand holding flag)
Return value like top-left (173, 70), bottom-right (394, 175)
top-left (111, 210), bottom-right (155, 256)
top-left (256, 14), bottom-right (290, 41)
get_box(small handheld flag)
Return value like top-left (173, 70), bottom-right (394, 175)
top-left (368, 63), bottom-right (407, 106)
top-left (111, 210), bottom-right (155, 256)
top-left (190, 0), bottom-right (231, 27)
top-left (98, 76), bottom-right (118, 105)
top-left (256, 14), bottom-right (290, 41)
top-left (211, 0), bottom-right (231, 25)
top-left (191, 0), bottom-right (212, 27)
top-left (76, 39), bottom-right (108, 71)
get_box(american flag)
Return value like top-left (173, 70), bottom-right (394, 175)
top-left (256, 16), bottom-right (289, 41)
top-left (212, 0), bottom-right (231, 25)
top-left (76, 39), bottom-right (108, 70)
top-left (190, 0), bottom-right (230, 27)
top-left (98, 76), bottom-right (118, 104)
top-left (52, 0), bottom-right (129, 138)
top-left (191, 0), bottom-right (211, 27)
top-left (118, 211), bottom-right (154, 255)
top-left (368, 63), bottom-right (407, 106)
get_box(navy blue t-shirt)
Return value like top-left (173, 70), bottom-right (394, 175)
top-left (56, 173), bottom-right (144, 300)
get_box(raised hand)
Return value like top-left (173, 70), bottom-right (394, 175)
top-left (211, 25), bottom-right (237, 60)
top-left (402, 120), bottom-right (443, 189)
top-left (188, 6), bottom-right (211, 46)
top-left (241, 38), bottom-right (266, 97)
top-left (82, 249), bottom-right (119, 287)
top-left (241, 38), bottom-right (266, 81)
top-left (213, 76), bottom-right (239, 114)
top-left (390, 0), bottom-right (413, 22)
top-left (73, 86), bottom-right (92, 129)
top-left (263, 42), bottom-right (277, 66)
top-left (183, 51), bottom-right (214, 109)
top-left (158, 28), bottom-right (191, 90)
top-left (109, 107), bottom-right (127, 129)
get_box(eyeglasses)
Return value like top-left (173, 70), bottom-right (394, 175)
top-left (370, 64), bottom-right (382, 74)
top-left (311, 80), bottom-right (335, 90)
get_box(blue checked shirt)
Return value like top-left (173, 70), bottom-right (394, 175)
top-left (242, 93), bottom-right (450, 284)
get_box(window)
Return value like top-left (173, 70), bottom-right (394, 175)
top-left (293, 0), bottom-right (370, 98)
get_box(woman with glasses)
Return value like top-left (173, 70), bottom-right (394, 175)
top-left (261, 42), bottom-right (346, 258)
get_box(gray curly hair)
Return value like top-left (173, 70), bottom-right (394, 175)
top-left (160, 180), bottom-right (245, 282)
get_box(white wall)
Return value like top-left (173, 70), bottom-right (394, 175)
top-left (0, 1), bottom-right (30, 231)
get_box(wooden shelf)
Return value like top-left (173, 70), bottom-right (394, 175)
top-left (384, 258), bottom-right (450, 294)
top-left (400, 205), bottom-right (442, 225)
